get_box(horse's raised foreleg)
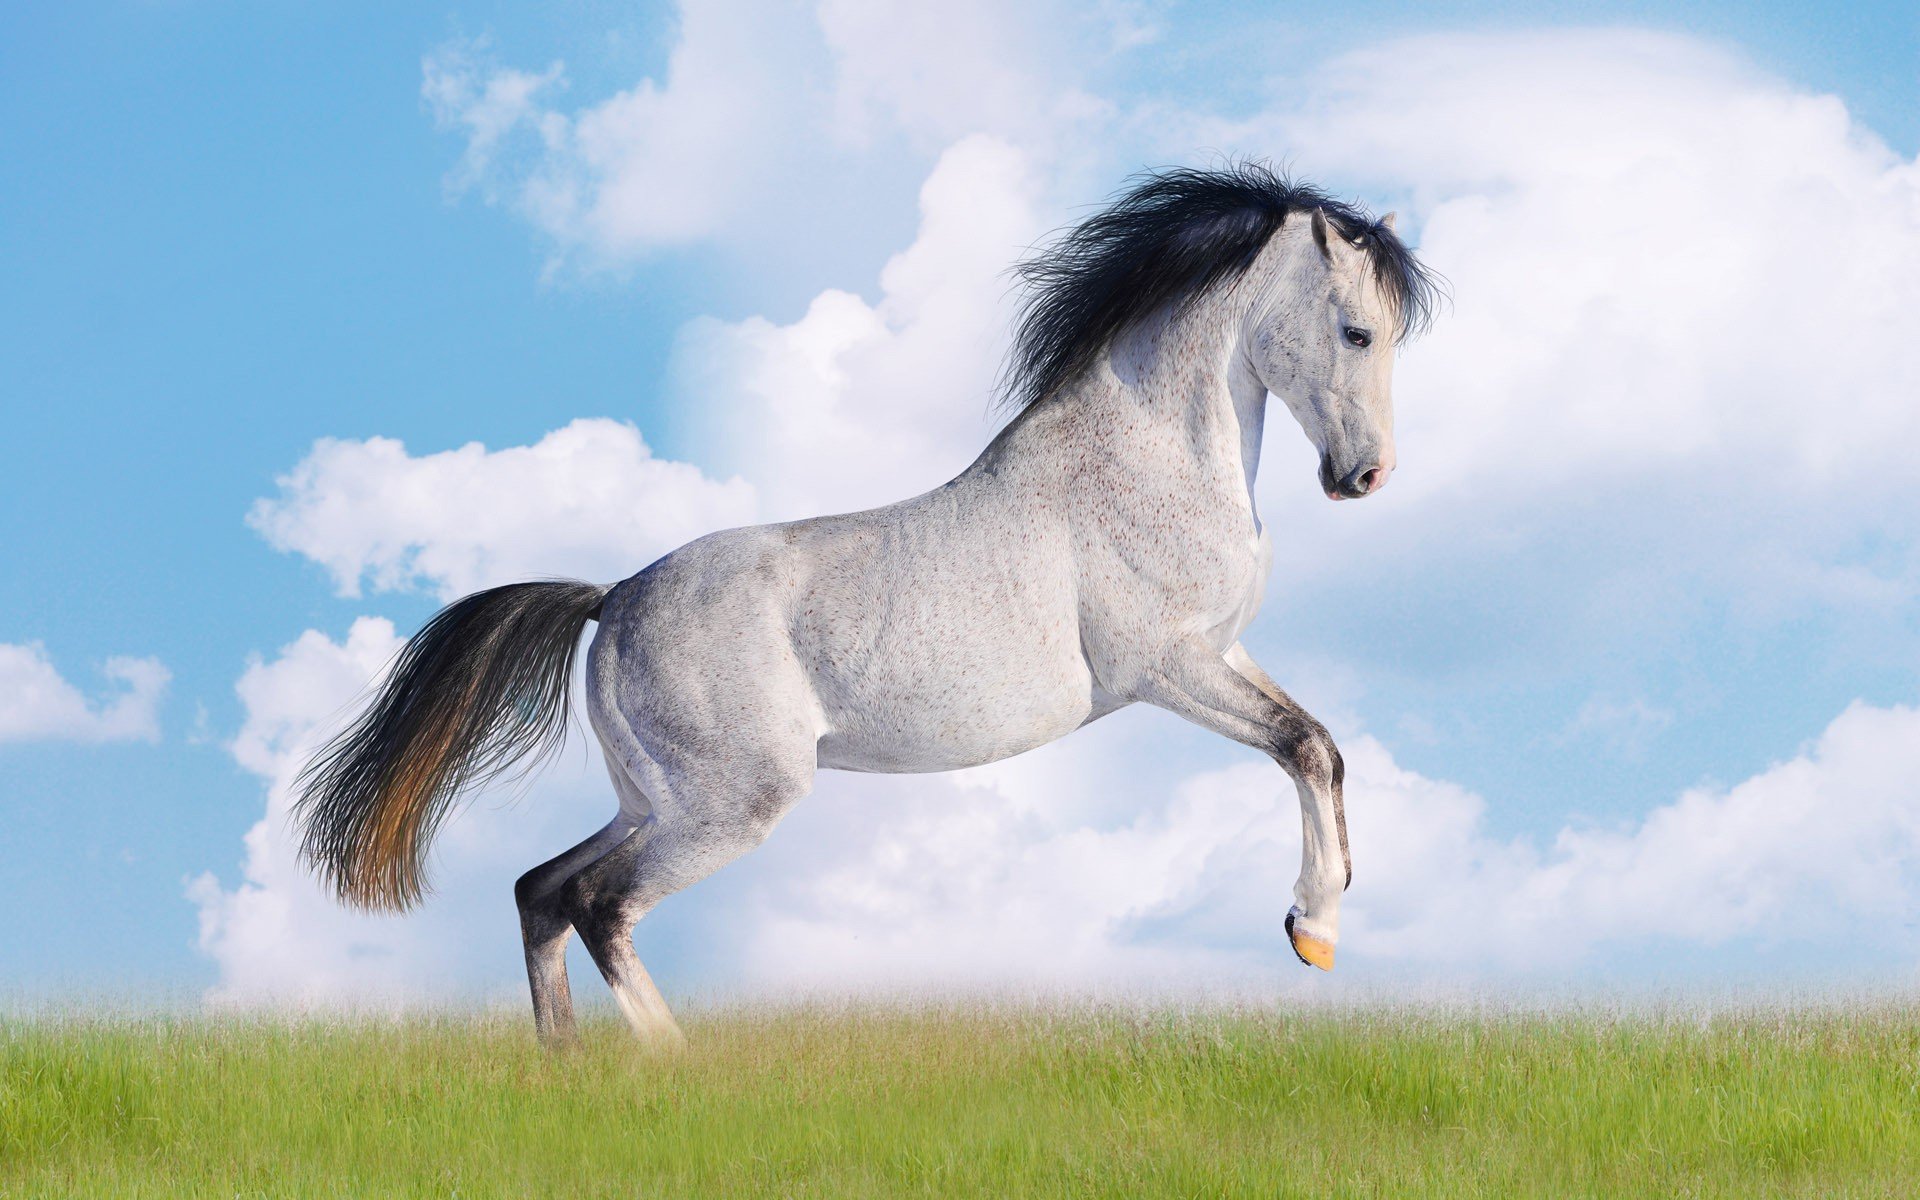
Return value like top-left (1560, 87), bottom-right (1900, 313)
top-left (514, 816), bottom-right (636, 1046)
top-left (1132, 638), bottom-right (1347, 970)
top-left (1225, 643), bottom-right (1349, 966)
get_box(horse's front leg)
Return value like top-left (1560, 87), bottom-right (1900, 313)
top-left (1129, 638), bottom-right (1348, 970)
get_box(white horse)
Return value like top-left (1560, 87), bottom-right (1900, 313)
top-left (294, 165), bottom-right (1441, 1045)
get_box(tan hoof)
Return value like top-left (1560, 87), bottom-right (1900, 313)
top-left (1285, 907), bottom-right (1335, 971)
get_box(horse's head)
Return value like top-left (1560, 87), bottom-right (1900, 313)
top-left (1249, 208), bottom-right (1413, 502)
top-left (1002, 168), bottom-right (1439, 500)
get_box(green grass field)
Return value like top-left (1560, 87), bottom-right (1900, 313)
top-left (5, 1003), bottom-right (1918, 1198)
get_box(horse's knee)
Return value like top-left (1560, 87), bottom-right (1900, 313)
top-left (513, 866), bottom-right (548, 913)
top-left (1273, 717), bottom-right (1339, 785)
top-left (516, 866), bottom-right (573, 945)
top-left (557, 867), bottom-right (617, 934)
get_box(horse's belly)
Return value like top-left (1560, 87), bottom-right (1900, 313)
top-left (813, 657), bottom-right (1096, 774)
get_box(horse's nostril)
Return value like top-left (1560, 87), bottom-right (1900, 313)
top-left (1330, 461), bottom-right (1388, 499)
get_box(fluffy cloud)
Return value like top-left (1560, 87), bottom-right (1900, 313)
top-left (197, 639), bottom-right (1920, 1002)
top-left (189, 618), bottom-right (621, 1006)
top-left (674, 134), bottom-right (1044, 519)
top-left (738, 700), bottom-right (1920, 991)
top-left (0, 643), bottom-right (168, 745)
top-left (433, 21), bottom-right (1920, 526)
top-left (200, 21), bottom-right (1920, 1004)
top-left (662, 28), bottom-right (1920, 602)
top-left (1343, 700), bottom-right (1920, 967)
top-left (423, 4), bottom-right (824, 259)
top-left (421, 2), bottom-right (1136, 272)
top-left (419, 39), bottom-right (562, 195)
top-left (817, 0), bottom-right (1113, 149)
top-left (1217, 31), bottom-right (1920, 566)
top-left (248, 417), bottom-right (755, 600)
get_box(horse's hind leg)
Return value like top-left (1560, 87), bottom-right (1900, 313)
top-left (556, 823), bottom-right (683, 1047)
top-left (557, 740), bottom-right (815, 1046)
top-left (576, 583), bottom-right (821, 1045)
top-left (515, 814), bottom-right (635, 1046)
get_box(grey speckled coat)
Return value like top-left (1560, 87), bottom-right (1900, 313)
top-left (292, 188), bottom-right (1422, 1047)
top-left (543, 209), bottom-right (1405, 1043)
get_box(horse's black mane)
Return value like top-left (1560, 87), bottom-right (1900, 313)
top-left (1001, 162), bottom-right (1444, 412)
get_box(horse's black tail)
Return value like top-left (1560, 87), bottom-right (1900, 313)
top-left (293, 580), bottom-right (609, 911)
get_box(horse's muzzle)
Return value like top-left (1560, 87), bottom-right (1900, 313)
top-left (1319, 456), bottom-right (1393, 501)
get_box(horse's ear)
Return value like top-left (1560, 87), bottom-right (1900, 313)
top-left (1378, 211), bottom-right (1397, 234)
top-left (1310, 207), bottom-right (1333, 262)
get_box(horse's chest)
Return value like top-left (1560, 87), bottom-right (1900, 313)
top-left (1170, 527), bottom-right (1271, 646)
top-left (1213, 528), bottom-right (1273, 642)
top-left (1078, 485), bottom-right (1270, 647)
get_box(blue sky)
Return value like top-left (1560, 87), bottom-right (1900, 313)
top-left (3, 1), bottom-right (1918, 1004)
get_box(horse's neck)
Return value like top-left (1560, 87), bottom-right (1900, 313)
top-left (1101, 291), bottom-right (1269, 516)
top-left (970, 285), bottom-right (1271, 522)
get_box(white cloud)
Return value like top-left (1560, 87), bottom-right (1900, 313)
top-left (674, 134), bottom-right (1045, 519)
top-left (423, 5), bottom-right (826, 261)
top-left (436, 22), bottom-right (1920, 523)
top-left (1349, 699), bottom-right (1920, 966)
top-left (190, 611), bottom-right (1920, 1000)
top-left (653, 27), bottom-right (1920, 613)
top-left (1219, 30), bottom-right (1920, 529)
top-left (189, 617), bottom-right (619, 1007)
top-left (818, 1), bottom-right (1113, 149)
top-left (735, 700), bottom-right (1920, 990)
top-left (248, 417), bottom-right (756, 600)
top-left (419, 38), bottom-right (564, 194)
top-left (0, 643), bottom-right (168, 745)
top-left (421, 1), bottom-right (1132, 272)
top-left (201, 23), bottom-right (1920, 1004)
top-left (1558, 694), bottom-right (1674, 758)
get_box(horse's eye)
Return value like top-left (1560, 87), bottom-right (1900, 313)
top-left (1344, 327), bottom-right (1372, 349)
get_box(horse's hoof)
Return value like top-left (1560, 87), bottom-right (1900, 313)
top-left (1285, 906), bottom-right (1335, 971)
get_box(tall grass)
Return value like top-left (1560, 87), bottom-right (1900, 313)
top-left (5, 1004), bottom-right (1918, 1197)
